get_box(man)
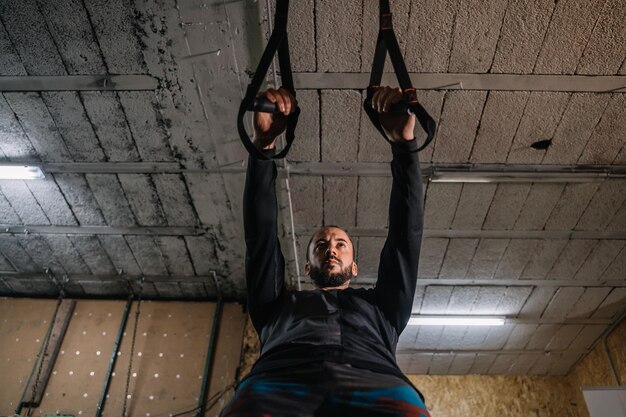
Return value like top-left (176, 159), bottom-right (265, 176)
top-left (220, 86), bottom-right (429, 417)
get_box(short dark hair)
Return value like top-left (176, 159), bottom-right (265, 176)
top-left (305, 225), bottom-right (355, 262)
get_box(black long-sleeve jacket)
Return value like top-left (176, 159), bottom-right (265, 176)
top-left (242, 138), bottom-right (424, 395)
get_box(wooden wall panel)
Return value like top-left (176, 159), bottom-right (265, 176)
top-left (0, 299), bottom-right (245, 417)
top-left (408, 375), bottom-right (578, 417)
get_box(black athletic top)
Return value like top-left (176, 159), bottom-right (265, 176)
top-left (242, 138), bottom-right (424, 397)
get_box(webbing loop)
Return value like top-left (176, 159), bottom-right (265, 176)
top-left (237, 0), bottom-right (300, 160)
top-left (363, 0), bottom-right (437, 152)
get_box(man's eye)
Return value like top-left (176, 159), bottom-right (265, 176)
top-left (338, 242), bottom-right (345, 247)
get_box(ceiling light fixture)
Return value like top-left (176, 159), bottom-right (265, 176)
top-left (408, 316), bottom-right (506, 326)
top-left (429, 170), bottom-right (611, 183)
top-left (0, 165), bottom-right (45, 180)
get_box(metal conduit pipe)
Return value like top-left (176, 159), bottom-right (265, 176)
top-left (590, 306), bottom-right (626, 387)
top-left (15, 299), bottom-right (61, 415)
top-left (603, 334), bottom-right (621, 386)
top-left (95, 295), bottom-right (133, 417)
top-left (195, 271), bottom-right (223, 417)
top-left (555, 304), bottom-right (626, 380)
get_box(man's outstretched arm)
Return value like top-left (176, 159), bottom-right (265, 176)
top-left (371, 87), bottom-right (425, 335)
top-left (244, 87), bottom-right (296, 334)
top-left (244, 148), bottom-right (285, 334)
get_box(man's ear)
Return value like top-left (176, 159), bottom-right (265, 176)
top-left (352, 262), bottom-right (358, 277)
top-left (304, 262), bottom-right (310, 275)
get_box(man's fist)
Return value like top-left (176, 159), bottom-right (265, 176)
top-left (371, 86), bottom-right (416, 142)
top-left (253, 87), bottom-right (298, 150)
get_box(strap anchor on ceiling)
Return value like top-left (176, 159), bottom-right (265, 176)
top-left (363, 0), bottom-right (437, 152)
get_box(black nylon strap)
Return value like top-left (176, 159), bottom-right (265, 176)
top-left (363, 0), bottom-right (436, 152)
top-left (237, 0), bottom-right (300, 160)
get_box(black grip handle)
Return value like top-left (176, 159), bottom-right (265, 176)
top-left (365, 98), bottom-right (413, 115)
top-left (250, 96), bottom-right (279, 113)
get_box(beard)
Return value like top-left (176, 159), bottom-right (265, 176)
top-left (309, 261), bottom-right (353, 288)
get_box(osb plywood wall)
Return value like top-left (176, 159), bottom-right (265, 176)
top-left (0, 298), bottom-right (246, 417)
top-left (569, 317), bottom-right (626, 417)
top-left (407, 375), bottom-right (579, 417)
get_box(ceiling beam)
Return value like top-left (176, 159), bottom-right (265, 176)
top-left (1, 224), bottom-right (625, 240)
top-left (0, 75), bottom-right (158, 91)
top-left (288, 162), bottom-right (626, 182)
top-left (13, 161), bottom-right (626, 183)
top-left (295, 228), bottom-right (626, 240)
top-left (292, 72), bottom-right (626, 93)
top-left (0, 225), bottom-right (202, 236)
top-left (415, 278), bottom-right (626, 288)
top-left (3, 272), bottom-right (624, 290)
top-left (2, 74), bottom-right (623, 93)
top-left (298, 277), bottom-right (626, 288)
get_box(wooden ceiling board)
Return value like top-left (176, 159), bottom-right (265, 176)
top-left (493, 239), bottom-right (540, 279)
top-left (519, 239), bottom-right (568, 279)
top-left (69, 235), bottom-right (117, 276)
top-left (438, 238), bottom-right (479, 279)
top-left (156, 236), bottom-right (196, 277)
top-left (600, 245), bottom-right (626, 280)
top-left (423, 183), bottom-right (462, 229)
top-left (542, 94), bottom-right (611, 165)
top-left (125, 235), bottom-right (169, 276)
top-left (323, 176), bottom-right (358, 226)
top-left (450, 183), bottom-right (497, 230)
top-left (85, 174), bottom-right (136, 226)
top-left (152, 174), bottom-right (198, 227)
top-left (465, 238), bottom-right (508, 279)
top-left (533, 0), bottom-right (605, 75)
top-left (544, 183), bottom-right (601, 230)
top-left (25, 179), bottom-right (78, 226)
top-left (545, 239), bottom-right (597, 280)
top-left (4, 93), bottom-right (74, 161)
top-left (506, 92), bottom-right (570, 164)
top-left (580, 241), bottom-right (626, 280)
top-left (431, 91), bottom-right (487, 163)
top-left (38, 236), bottom-right (89, 277)
top-left (513, 184), bottom-right (564, 230)
top-left (117, 174), bottom-right (167, 226)
top-left (94, 235), bottom-right (143, 276)
top-left (0, 94), bottom-right (38, 160)
top-left (575, 180), bottom-right (626, 230)
top-left (447, 0), bottom-right (508, 73)
top-left (578, 94), bottom-right (626, 163)
top-left (469, 91), bottom-right (529, 163)
top-left (417, 238), bottom-right (448, 278)
top-left (356, 177), bottom-right (391, 228)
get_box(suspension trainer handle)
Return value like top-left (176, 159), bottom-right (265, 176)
top-left (363, 0), bottom-right (437, 152)
top-left (251, 96), bottom-right (285, 113)
top-left (364, 88), bottom-right (413, 115)
top-left (237, 0), bottom-right (301, 160)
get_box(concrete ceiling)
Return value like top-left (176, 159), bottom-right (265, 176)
top-left (0, 0), bottom-right (625, 376)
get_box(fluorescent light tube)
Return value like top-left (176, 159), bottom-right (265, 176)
top-left (408, 316), bottom-right (505, 326)
top-left (0, 165), bottom-right (45, 180)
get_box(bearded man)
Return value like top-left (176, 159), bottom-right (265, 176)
top-left (220, 86), bottom-right (430, 417)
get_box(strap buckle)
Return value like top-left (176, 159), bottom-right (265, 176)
top-left (403, 88), bottom-right (418, 104)
top-left (381, 13), bottom-right (392, 30)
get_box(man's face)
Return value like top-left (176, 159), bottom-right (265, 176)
top-left (304, 227), bottom-right (358, 289)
